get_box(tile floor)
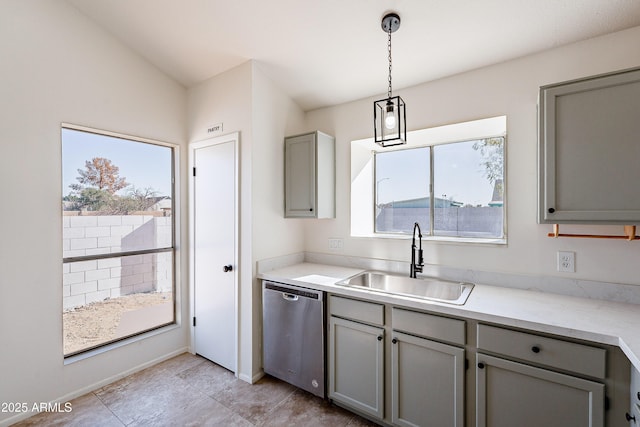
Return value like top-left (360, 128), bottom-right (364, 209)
top-left (13, 353), bottom-right (378, 426)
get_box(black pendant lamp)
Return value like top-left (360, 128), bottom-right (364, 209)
top-left (374, 12), bottom-right (406, 147)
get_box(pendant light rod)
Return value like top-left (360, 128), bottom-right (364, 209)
top-left (374, 12), bottom-right (406, 147)
top-left (382, 13), bottom-right (400, 99)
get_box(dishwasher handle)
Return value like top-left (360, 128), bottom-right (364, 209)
top-left (282, 293), bottom-right (299, 301)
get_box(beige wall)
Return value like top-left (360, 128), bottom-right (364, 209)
top-left (250, 62), bottom-right (306, 376)
top-left (303, 25), bottom-right (640, 286)
top-left (187, 61), bottom-right (306, 382)
top-left (3, 2), bottom-right (639, 421)
top-left (0, 1), bottom-right (188, 425)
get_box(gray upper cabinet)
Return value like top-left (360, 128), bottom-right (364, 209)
top-left (284, 131), bottom-right (335, 218)
top-left (538, 67), bottom-right (640, 224)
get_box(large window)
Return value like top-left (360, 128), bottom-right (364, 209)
top-left (62, 125), bottom-right (175, 356)
top-left (352, 116), bottom-right (506, 243)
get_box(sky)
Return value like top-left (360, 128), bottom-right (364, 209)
top-left (375, 139), bottom-right (499, 206)
top-left (62, 128), bottom-right (172, 198)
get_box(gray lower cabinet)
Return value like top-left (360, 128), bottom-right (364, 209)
top-left (328, 296), bottom-right (466, 426)
top-left (326, 296), bottom-right (626, 427)
top-left (328, 315), bottom-right (384, 419)
top-left (391, 331), bottom-right (465, 427)
top-left (476, 354), bottom-right (604, 427)
top-left (476, 324), bottom-right (606, 427)
top-left (630, 366), bottom-right (640, 425)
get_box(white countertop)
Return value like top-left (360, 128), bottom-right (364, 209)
top-left (258, 262), bottom-right (640, 372)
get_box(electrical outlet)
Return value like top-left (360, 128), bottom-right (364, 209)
top-left (557, 251), bottom-right (575, 273)
top-left (328, 238), bottom-right (344, 251)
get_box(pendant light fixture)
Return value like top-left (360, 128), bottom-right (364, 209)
top-left (374, 12), bottom-right (406, 147)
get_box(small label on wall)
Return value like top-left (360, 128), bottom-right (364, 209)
top-left (207, 123), bottom-right (223, 134)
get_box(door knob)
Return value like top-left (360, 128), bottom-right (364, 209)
top-left (223, 265), bottom-right (233, 272)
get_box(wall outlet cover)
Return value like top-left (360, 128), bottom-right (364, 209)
top-left (328, 238), bottom-right (344, 251)
top-left (557, 251), bottom-right (575, 273)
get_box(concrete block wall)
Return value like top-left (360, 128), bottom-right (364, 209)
top-left (376, 207), bottom-right (503, 238)
top-left (62, 214), bottom-right (172, 310)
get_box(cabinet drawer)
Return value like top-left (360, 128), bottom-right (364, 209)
top-left (329, 295), bottom-right (384, 326)
top-left (392, 307), bottom-right (465, 346)
top-left (477, 324), bottom-right (606, 379)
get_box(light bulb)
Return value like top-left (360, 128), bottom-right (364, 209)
top-left (384, 104), bottom-right (396, 130)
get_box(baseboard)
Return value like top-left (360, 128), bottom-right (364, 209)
top-left (238, 369), bottom-right (264, 384)
top-left (1, 347), bottom-right (189, 427)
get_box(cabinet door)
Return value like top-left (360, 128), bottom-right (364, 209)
top-left (476, 354), bottom-right (604, 427)
top-left (538, 67), bottom-right (640, 224)
top-left (328, 316), bottom-right (384, 419)
top-left (392, 331), bottom-right (465, 427)
top-left (284, 133), bottom-right (316, 217)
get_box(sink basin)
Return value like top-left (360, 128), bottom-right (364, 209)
top-left (336, 271), bottom-right (474, 305)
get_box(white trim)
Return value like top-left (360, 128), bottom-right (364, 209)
top-left (64, 324), bottom-right (180, 365)
top-left (238, 370), bottom-right (265, 385)
top-left (351, 116), bottom-right (507, 243)
top-left (60, 123), bottom-right (182, 357)
top-left (61, 122), bottom-right (177, 148)
top-left (188, 132), bottom-right (240, 376)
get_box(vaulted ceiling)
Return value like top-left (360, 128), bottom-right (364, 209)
top-left (67, 0), bottom-right (640, 111)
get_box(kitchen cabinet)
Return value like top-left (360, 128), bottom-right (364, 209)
top-left (538, 67), bottom-right (640, 224)
top-left (630, 366), bottom-right (640, 425)
top-left (327, 296), bottom-right (384, 419)
top-left (328, 296), bottom-right (466, 426)
top-left (391, 308), bottom-right (465, 427)
top-left (284, 131), bottom-right (335, 218)
top-left (476, 324), bottom-right (606, 427)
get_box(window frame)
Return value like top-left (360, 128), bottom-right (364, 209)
top-left (351, 116), bottom-right (507, 244)
top-left (61, 123), bottom-right (178, 358)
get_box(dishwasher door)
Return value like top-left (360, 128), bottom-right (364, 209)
top-left (262, 281), bottom-right (325, 398)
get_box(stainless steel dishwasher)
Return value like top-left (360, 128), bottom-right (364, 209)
top-left (262, 281), bottom-right (325, 398)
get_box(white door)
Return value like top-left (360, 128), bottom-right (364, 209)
top-left (191, 133), bottom-right (238, 372)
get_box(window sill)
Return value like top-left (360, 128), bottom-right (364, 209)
top-left (352, 232), bottom-right (507, 246)
top-left (63, 323), bottom-right (179, 365)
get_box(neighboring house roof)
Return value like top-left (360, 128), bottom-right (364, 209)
top-left (149, 196), bottom-right (172, 211)
top-left (382, 196), bottom-right (462, 209)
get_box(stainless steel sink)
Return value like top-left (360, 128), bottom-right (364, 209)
top-left (336, 271), bottom-right (474, 305)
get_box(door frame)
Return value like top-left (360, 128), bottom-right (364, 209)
top-left (188, 132), bottom-right (240, 374)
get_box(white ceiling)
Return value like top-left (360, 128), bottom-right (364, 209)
top-left (67, 0), bottom-right (640, 111)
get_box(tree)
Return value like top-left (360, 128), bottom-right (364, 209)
top-left (70, 157), bottom-right (128, 195)
top-left (472, 138), bottom-right (504, 186)
top-left (473, 138), bottom-right (504, 204)
top-left (65, 158), bottom-right (161, 214)
top-left (114, 187), bottom-right (159, 213)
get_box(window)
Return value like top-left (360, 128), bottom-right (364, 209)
top-left (352, 116), bottom-right (506, 243)
top-left (62, 125), bottom-right (175, 356)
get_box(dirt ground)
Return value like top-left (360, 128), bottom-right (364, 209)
top-left (63, 292), bottom-right (172, 355)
